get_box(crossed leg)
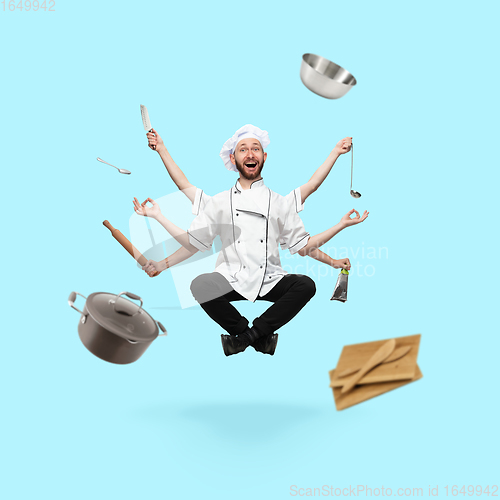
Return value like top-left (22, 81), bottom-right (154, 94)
top-left (190, 272), bottom-right (316, 337)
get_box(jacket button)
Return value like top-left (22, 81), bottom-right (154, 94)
top-left (236, 213), bottom-right (239, 216)
top-left (238, 241), bottom-right (240, 243)
top-left (243, 266), bottom-right (246, 269)
top-left (260, 266), bottom-right (263, 269)
top-left (260, 239), bottom-right (263, 243)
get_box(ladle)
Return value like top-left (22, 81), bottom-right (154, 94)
top-left (350, 144), bottom-right (361, 198)
top-left (97, 157), bottom-right (131, 175)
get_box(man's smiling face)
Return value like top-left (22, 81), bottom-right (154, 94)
top-left (230, 139), bottom-right (267, 181)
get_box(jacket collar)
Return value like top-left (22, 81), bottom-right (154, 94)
top-left (234, 178), bottom-right (265, 193)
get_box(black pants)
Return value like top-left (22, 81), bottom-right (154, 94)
top-left (190, 272), bottom-right (316, 336)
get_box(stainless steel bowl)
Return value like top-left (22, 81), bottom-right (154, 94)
top-left (300, 53), bottom-right (357, 99)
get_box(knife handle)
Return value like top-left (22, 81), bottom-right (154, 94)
top-left (149, 128), bottom-right (156, 151)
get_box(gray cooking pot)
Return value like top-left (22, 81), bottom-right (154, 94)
top-left (68, 291), bottom-right (167, 364)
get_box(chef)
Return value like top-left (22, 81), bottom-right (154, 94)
top-left (143, 126), bottom-right (362, 278)
top-left (183, 124), bottom-right (318, 356)
top-left (139, 125), bottom-right (366, 356)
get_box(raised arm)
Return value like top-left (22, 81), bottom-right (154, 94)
top-left (299, 137), bottom-right (352, 204)
top-left (147, 128), bottom-right (197, 203)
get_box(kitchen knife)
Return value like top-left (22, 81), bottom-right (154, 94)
top-left (140, 104), bottom-right (155, 150)
top-left (341, 339), bottom-right (396, 394)
top-left (335, 345), bottom-right (412, 379)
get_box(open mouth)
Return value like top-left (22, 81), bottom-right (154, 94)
top-left (244, 162), bottom-right (258, 170)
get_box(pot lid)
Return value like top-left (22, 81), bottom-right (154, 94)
top-left (85, 292), bottom-right (159, 343)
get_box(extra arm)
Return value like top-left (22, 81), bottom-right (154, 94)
top-left (155, 213), bottom-right (199, 254)
top-left (298, 209), bottom-right (369, 270)
top-left (142, 245), bottom-right (197, 277)
top-left (299, 137), bottom-right (352, 204)
top-left (147, 128), bottom-right (197, 203)
top-left (164, 246), bottom-right (197, 267)
top-left (298, 226), bottom-right (350, 270)
top-left (298, 221), bottom-right (346, 255)
top-left (303, 248), bottom-right (346, 269)
top-left (132, 197), bottom-right (199, 253)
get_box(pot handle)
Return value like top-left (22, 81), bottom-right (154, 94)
top-left (111, 291), bottom-right (144, 316)
top-left (68, 291), bottom-right (87, 315)
top-left (157, 321), bottom-right (168, 337)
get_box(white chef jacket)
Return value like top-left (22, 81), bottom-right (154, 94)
top-left (191, 183), bottom-right (304, 216)
top-left (187, 179), bottom-right (310, 302)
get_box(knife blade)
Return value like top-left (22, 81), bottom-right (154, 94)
top-left (140, 104), bottom-right (155, 150)
top-left (335, 345), bottom-right (412, 380)
top-left (341, 339), bottom-right (396, 394)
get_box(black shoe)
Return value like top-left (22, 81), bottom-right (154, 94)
top-left (221, 334), bottom-right (250, 356)
top-left (252, 333), bottom-right (278, 355)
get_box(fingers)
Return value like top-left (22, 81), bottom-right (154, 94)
top-left (147, 130), bottom-right (157, 151)
top-left (133, 197), bottom-right (149, 217)
top-left (357, 210), bottom-right (369, 222)
top-left (141, 198), bottom-right (155, 207)
top-left (342, 137), bottom-right (352, 149)
top-left (346, 209), bottom-right (360, 221)
top-left (142, 260), bottom-right (158, 277)
top-left (351, 210), bottom-right (369, 224)
top-left (141, 197), bottom-right (157, 208)
top-left (337, 258), bottom-right (351, 270)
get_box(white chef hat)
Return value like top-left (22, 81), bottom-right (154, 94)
top-left (219, 124), bottom-right (270, 172)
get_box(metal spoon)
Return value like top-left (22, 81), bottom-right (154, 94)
top-left (349, 144), bottom-right (361, 198)
top-left (97, 157), bottom-right (131, 175)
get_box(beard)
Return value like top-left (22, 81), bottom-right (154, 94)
top-left (235, 158), bottom-right (265, 180)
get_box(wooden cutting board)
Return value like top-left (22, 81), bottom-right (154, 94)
top-left (329, 364), bottom-right (423, 411)
top-left (330, 334), bottom-right (421, 388)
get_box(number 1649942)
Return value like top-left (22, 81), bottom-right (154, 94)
top-left (2, 0), bottom-right (55, 11)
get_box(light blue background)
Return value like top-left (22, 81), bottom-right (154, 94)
top-left (1, 0), bottom-right (499, 498)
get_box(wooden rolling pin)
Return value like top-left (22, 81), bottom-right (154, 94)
top-left (103, 220), bottom-right (159, 276)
